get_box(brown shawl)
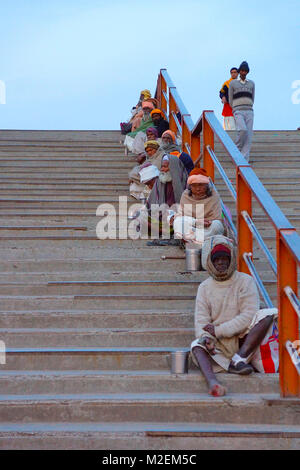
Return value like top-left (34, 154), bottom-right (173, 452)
top-left (176, 187), bottom-right (222, 221)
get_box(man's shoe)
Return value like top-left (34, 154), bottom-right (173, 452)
top-left (228, 360), bottom-right (253, 375)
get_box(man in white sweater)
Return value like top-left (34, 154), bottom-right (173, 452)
top-left (190, 235), bottom-right (277, 397)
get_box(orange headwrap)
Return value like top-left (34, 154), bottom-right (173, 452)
top-left (150, 108), bottom-right (163, 117)
top-left (187, 174), bottom-right (210, 185)
top-left (189, 168), bottom-right (208, 176)
top-left (162, 130), bottom-right (176, 142)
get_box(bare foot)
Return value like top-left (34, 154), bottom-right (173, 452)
top-left (208, 380), bottom-right (226, 397)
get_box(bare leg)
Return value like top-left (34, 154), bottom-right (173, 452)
top-left (192, 346), bottom-right (226, 397)
top-left (228, 316), bottom-right (275, 374)
top-left (238, 316), bottom-right (274, 359)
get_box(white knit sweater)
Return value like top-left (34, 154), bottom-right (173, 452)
top-left (195, 271), bottom-right (260, 341)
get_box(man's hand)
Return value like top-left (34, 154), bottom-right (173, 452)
top-left (203, 337), bottom-right (216, 355)
top-left (204, 219), bottom-right (212, 227)
top-left (203, 323), bottom-right (216, 337)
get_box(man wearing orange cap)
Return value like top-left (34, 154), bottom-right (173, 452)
top-left (172, 168), bottom-right (224, 244)
top-left (150, 109), bottom-right (169, 137)
top-left (161, 130), bottom-right (179, 153)
top-left (160, 130), bottom-right (194, 173)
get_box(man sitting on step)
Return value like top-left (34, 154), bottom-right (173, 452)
top-left (190, 235), bottom-right (278, 397)
top-left (142, 155), bottom-right (188, 246)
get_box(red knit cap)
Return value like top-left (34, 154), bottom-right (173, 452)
top-left (211, 244), bottom-right (231, 258)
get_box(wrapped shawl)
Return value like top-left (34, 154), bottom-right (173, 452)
top-left (147, 148), bottom-right (167, 169)
top-left (128, 163), bottom-right (150, 200)
top-left (147, 155), bottom-right (188, 206)
top-left (175, 187), bottom-right (222, 223)
top-left (128, 116), bottom-right (155, 138)
top-left (161, 141), bottom-right (181, 153)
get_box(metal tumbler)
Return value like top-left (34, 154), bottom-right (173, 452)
top-left (170, 350), bottom-right (189, 374)
top-left (185, 246), bottom-right (201, 271)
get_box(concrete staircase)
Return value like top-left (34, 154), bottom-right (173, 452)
top-left (0, 129), bottom-right (300, 450)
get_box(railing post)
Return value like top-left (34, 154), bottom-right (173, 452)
top-left (156, 73), bottom-right (162, 108)
top-left (181, 115), bottom-right (191, 155)
top-left (277, 230), bottom-right (300, 397)
top-left (191, 133), bottom-right (201, 164)
top-left (236, 169), bottom-right (252, 275)
top-left (161, 73), bottom-right (167, 117)
top-left (202, 111), bottom-right (215, 181)
top-left (169, 88), bottom-right (177, 133)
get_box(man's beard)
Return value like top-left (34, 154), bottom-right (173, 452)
top-left (159, 171), bottom-right (172, 184)
top-left (161, 141), bottom-right (170, 150)
top-left (143, 112), bottom-right (150, 120)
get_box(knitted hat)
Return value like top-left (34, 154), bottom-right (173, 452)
top-left (238, 61), bottom-right (250, 73)
top-left (211, 244), bottom-right (231, 262)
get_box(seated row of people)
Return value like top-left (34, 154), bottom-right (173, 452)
top-left (123, 89), bottom-right (279, 397)
top-left (125, 89), bottom-right (226, 247)
top-left (123, 91), bottom-right (170, 154)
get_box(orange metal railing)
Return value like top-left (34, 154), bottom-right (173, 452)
top-left (156, 68), bottom-right (300, 397)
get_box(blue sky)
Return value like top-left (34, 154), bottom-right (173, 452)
top-left (0, 0), bottom-right (299, 130)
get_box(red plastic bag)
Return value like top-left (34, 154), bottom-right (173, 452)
top-left (251, 322), bottom-right (279, 373)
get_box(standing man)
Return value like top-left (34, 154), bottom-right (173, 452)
top-left (219, 67), bottom-right (238, 130)
top-left (229, 61), bottom-right (255, 162)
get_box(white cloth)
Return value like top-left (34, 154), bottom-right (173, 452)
top-left (132, 131), bottom-right (147, 154)
top-left (129, 182), bottom-right (150, 200)
top-left (124, 135), bottom-right (135, 152)
top-left (224, 116), bottom-right (236, 131)
top-left (139, 165), bottom-right (159, 183)
top-left (174, 216), bottom-right (224, 246)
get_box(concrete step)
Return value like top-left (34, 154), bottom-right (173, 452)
top-left (0, 130), bottom-right (121, 141)
top-left (0, 189), bottom-right (298, 200)
top-left (0, 392), bottom-right (298, 425)
top-left (0, 309), bottom-right (193, 329)
top-left (0, 271), bottom-right (204, 282)
top-left (0, 258), bottom-right (275, 274)
top-left (0, 421), bottom-right (299, 450)
top-left (0, 258), bottom-right (187, 273)
top-left (3, 347), bottom-right (178, 371)
top-left (0, 246), bottom-right (183, 260)
top-left (0, 327), bottom-right (194, 348)
top-left (0, 371), bottom-right (279, 395)
top-left (0, 278), bottom-right (283, 298)
top-left (0, 294), bottom-right (196, 310)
